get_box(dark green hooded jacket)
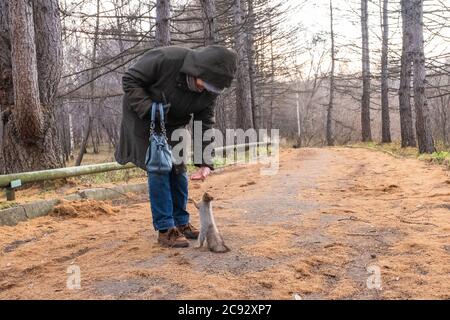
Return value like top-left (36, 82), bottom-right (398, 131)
top-left (114, 45), bottom-right (237, 172)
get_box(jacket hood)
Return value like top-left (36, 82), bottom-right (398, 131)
top-left (180, 45), bottom-right (238, 90)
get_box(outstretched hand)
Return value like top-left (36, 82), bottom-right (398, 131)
top-left (190, 166), bottom-right (211, 181)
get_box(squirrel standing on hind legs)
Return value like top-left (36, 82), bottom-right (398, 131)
top-left (192, 192), bottom-right (230, 253)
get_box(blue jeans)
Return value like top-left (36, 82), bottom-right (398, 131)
top-left (147, 167), bottom-right (190, 231)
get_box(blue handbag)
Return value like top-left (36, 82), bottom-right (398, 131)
top-left (145, 102), bottom-right (173, 174)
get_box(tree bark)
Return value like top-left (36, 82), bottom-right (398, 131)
top-left (269, 21), bottom-right (275, 130)
top-left (380, 0), bottom-right (391, 143)
top-left (296, 87), bottom-right (301, 142)
top-left (9, 0), bottom-right (42, 142)
top-left (233, 0), bottom-right (253, 130)
top-left (200, 0), bottom-right (217, 45)
top-left (327, 0), bottom-right (335, 146)
top-left (114, 0), bottom-right (126, 70)
top-left (411, 0), bottom-right (435, 153)
top-left (399, 0), bottom-right (416, 147)
top-left (0, 0), bottom-right (13, 109)
top-left (33, 0), bottom-right (63, 106)
top-left (56, 102), bottom-right (71, 161)
top-left (155, 0), bottom-right (171, 47)
top-left (360, 0), bottom-right (372, 142)
top-left (200, 0), bottom-right (234, 139)
top-left (437, 93), bottom-right (448, 147)
top-left (0, 0), bottom-right (12, 155)
top-left (246, 0), bottom-right (260, 130)
top-left (0, 0), bottom-right (63, 174)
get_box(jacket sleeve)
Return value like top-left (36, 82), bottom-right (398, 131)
top-left (122, 50), bottom-right (163, 119)
top-left (193, 100), bottom-right (216, 170)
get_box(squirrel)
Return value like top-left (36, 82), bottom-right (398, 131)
top-left (192, 192), bottom-right (230, 253)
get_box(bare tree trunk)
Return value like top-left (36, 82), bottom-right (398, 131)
top-left (0, 0), bottom-right (13, 110)
top-left (380, 0), bottom-right (391, 143)
top-left (55, 103), bottom-right (66, 161)
top-left (92, 124), bottom-right (99, 154)
top-left (9, 0), bottom-right (42, 142)
top-left (75, 113), bottom-right (92, 165)
top-left (115, 0), bottom-right (126, 70)
top-left (436, 83), bottom-right (449, 147)
top-left (69, 112), bottom-right (74, 157)
top-left (0, 0), bottom-right (12, 154)
top-left (93, 116), bottom-right (100, 154)
top-left (233, 0), bottom-right (253, 130)
top-left (33, 1), bottom-right (63, 106)
top-left (246, 0), bottom-right (260, 130)
top-left (34, 0), bottom-right (64, 165)
top-left (438, 94), bottom-right (448, 146)
top-left (269, 22), bottom-right (275, 130)
top-left (200, 0), bottom-right (217, 45)
top-left (257, 25), bottom-right (266, 129)
top-left (399, 0), bottom-right (416, 147)
top-left (101, 120), bottom-right (118, 149)
top-left (54, 0), bottom-right (70, 162)
top-left (411, 0), bottom-right (435, 153)
top-left (75, 0), bottom-right (100, 166)
top-left (296, 86), bottom-right (301, 141)
top-left (155, 0), bottom-right (171, 47)
top-left (327, 0), bottom-right (335, 146)
top-left (215, 94), bottom-right (227, 132)
top-left (0, 0), bottom-right (63, 174)
top-left (360, 0), bottom-right (372, 142)
top-left (200, 0), bottom-right (232, 138)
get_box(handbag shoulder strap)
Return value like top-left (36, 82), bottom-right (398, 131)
top-left (158, 103), bottom-right (168, 137)
top-left (150, 102), bottom-right (157, 134)
top-left (158, 103), bottom-right (165, 123)
top-left (149, 102), bottom-right (167, 136)
top-left (150, 102), bottom-right (157, 122)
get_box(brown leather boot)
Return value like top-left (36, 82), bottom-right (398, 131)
top-left (177, 223), bottom-right (199, 240)
top-left (158, 228), bottom-right (189, 248)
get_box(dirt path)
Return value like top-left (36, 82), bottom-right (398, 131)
top-left (0, 147), bottom-right (449, 299)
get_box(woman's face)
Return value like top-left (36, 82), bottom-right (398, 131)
top-left (195, 78), bottom-right (206, 92)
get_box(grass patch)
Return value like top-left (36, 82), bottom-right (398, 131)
top-left (0, 201), bottom-right (18, 210)
top-left (348, 141), bottom-right (450, 169)
top-left (418, 151), bottom-right (450, 165)
top-left (69, 167), bottom-right (146, 185)
top-left (350, 141), bottom-right (419, 158)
